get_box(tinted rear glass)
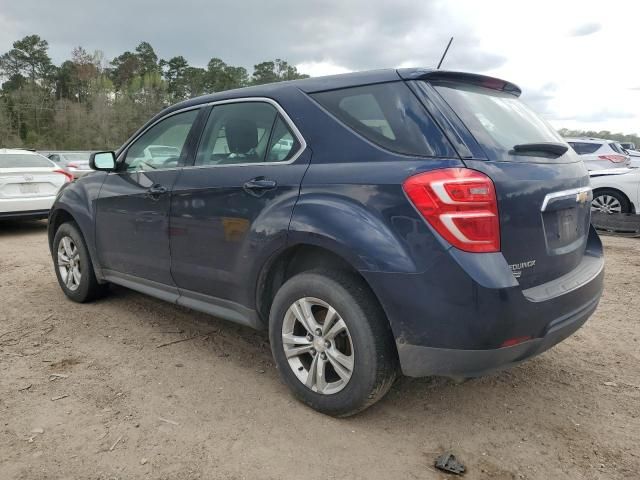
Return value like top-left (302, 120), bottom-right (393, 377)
top-left (609, 143), bottom-right (623, 153)
top-left (0, 153), bottom-right (53, 168)
top-left (568, 142), bottom-right (601, 155)
top-left (312, 82), bottom-right (455, 157)
top-left (434, 82), bottom-right (562, 152)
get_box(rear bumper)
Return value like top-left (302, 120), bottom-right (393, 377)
top-left (0, 196), bottom-right (55, 215)
top-left (0, 209), bottom-right (51, 220)
top-left (397, 293), bottom-right (599, 377)
top-left (362, 226), bottom-right (604, 378)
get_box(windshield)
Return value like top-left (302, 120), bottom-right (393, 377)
top-left (0, 153), bottom-right (53, 168)
top-left (433, 82), bottom-right (563, 152)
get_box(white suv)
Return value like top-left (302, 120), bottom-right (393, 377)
top-left (565, 137), bottom-right (631, 170)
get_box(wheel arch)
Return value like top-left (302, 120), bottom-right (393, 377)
top-left (48, 207), bottom-right (105, 282)
top-left (48, 208), bottom-right (78, 250)
top-left (255, 243), bottom-right (396, 349)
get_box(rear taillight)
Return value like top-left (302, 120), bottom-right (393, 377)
top-left (54, 169), bottom-right (74, 182)
top-left (598, 154), bottom-right (628, 163)
top-left (403, 168), bottom-right (500, 253)
top-left (67, 162), bottom-right (79, 169)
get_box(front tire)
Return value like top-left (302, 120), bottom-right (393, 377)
top-left (53, 222), bottom-right (106, 303)
top-left (269, 270), bottom-right (397, 417)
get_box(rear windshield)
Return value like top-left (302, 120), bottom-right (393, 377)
top-left (433, 82), bottom-right (563, 152)
top-left (62, 152), bottom-right (91, 161)
top-left (568, 142), bottom-right (601, 155)
top-left (0, 153), bottom-right (53, 168)
top-left (609, 143), bottom-right (623, 154)
top-left (312, 82), bottom-right (455, 157)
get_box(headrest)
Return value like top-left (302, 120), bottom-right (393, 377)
top-left (225, 117), bottom-right (258, 154)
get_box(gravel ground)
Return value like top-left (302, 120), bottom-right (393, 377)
top-left (1, 220), bottom-right (639, 480)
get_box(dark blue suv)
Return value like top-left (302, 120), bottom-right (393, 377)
top-left (48, 69), bottom-right (604, 416)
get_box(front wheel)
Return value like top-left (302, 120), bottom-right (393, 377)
top-left (269, 270), bottom-right (397, 417)
top-left (53, 222), bottom-right (106, 303)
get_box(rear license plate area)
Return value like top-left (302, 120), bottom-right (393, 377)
top-left (19, 183), bottom-right (40, 194)
top-left (557, 208), bottom-right (577, 242)
top-left (542, 206), bottom-right (587, 253)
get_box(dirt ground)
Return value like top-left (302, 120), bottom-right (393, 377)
top-left (0, 220), bottom-right (638, 480)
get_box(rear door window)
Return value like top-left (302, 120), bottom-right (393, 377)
top-left (433, 82), bottom-right (563, 154)
top-left (312, 82), bottom-right (455, 157)
top-left (195, 102), bottom-right (291, 166)
top-left (568, 142), bottom-right (601, 155)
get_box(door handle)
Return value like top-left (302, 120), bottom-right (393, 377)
top-left (243, 177), bottom-right (277, 197)
top-left (146, 184), bottom-right (168, 198)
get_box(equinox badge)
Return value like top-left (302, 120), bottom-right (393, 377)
top-left (509, 260), bottom-right (536, 279)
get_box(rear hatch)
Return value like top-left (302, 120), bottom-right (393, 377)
top-left (416, 76), bottom-right (591, 288)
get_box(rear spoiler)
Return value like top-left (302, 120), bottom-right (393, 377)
top-left (396, 68), bottom-right (522, 97)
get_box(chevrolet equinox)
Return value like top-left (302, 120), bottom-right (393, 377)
top-left (48, 69), bottom-right (604, 416)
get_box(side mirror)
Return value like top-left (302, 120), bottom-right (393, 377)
top-left (90, 151), bottom-right (117, 171)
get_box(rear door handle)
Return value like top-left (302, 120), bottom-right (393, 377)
top-left (146, 184), bottom-right (168, 198)
top-left (243, 177), bottom-right (277, 196)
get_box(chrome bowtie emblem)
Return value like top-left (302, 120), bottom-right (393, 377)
top-left (576, 191), bottom-right (589, 204)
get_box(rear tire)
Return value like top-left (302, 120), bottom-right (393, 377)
top-left (53, 222), bottom-right (107, 303)
top-left (592, 189), bottom-right (631, 214)
top-left (269, 269), bottom-right (397, 417)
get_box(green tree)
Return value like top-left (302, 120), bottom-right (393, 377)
top-left (0, 35), bottom-right (313, 150)
top-left (251, 59), bottom-right (308, 85)
top-left (110, 51), bottom-right (140, 91)
top-left (160, 55), bottom-right (190, 100)
top-left (0, 34), bottom-right (53, 83)
top-left (183, 67), bottom-right (208, 98)
top-left (207, 58), bottom-right (248, 92)
top-left (135, 41), bottom-right (160, 77)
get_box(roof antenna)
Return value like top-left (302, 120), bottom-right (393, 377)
top-left (437, 37), bottom-right (454, 70)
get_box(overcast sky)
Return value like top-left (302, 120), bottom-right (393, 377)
top-left (1, 0), bottom-right (638, 134)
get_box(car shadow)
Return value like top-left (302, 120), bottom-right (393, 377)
top-left (0, 219), bottom-right (48, 237)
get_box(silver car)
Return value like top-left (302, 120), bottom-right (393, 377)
top-left (44, 151), bottom-right (94, 178)
top-left (565, 137), bottom-right (631, 170)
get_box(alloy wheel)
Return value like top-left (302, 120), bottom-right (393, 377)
top-left (591, 194), bottom-right (622, 214)
top-left (57, 236), bottom-right (82, 291)
top-left (281, 297), bottom-right (354, 395)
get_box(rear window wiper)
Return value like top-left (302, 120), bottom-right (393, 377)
top-left (512, 142), bottom-right (568, 157)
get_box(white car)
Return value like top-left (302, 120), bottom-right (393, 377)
top-left (622, 148), bottom-right (640, 168)
top-left (565, 137), bottom-right (631, 170)
top-left (0, 149), bottom-right (73, 220)
top-left (589, 168), bottom-right (640, 214)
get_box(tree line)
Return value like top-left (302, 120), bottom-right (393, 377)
top-left (1, 35), bottom-right (637, 152)
top-left (0, 35), bottom-right (308, 150)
